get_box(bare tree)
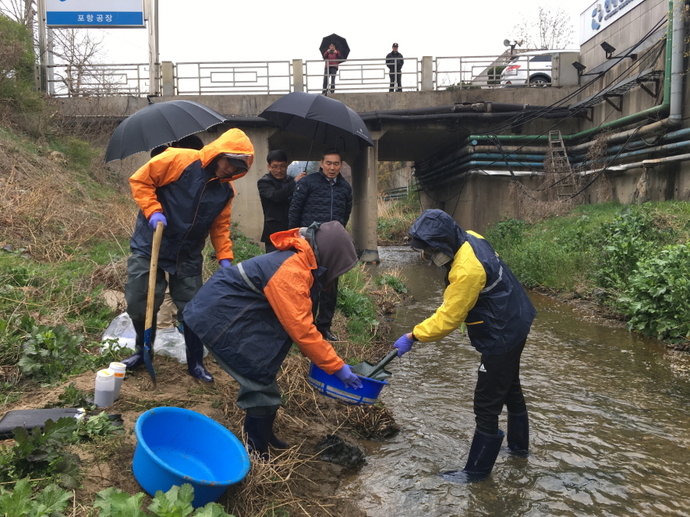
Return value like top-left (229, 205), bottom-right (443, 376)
top-left (49, 28), bottom-right (108, 95)
top-left (0, 0), bottom-right (33, 26)
top-left (1, 0), bottom-right (112, 96)
top-left (512, 5), bottom-right (575, 50)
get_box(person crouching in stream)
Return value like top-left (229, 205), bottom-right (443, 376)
top-left (392, 209), bottom-right (536, 483)
top-left (182, 221), bottom-right (363, 459)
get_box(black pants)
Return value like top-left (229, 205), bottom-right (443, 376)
top-left (322, 66), bottom-right (338, 94)
top-left (388, 70), bottom-right (402, 92)
top-left (473, 339), bottom-right (527, 434)
top-left (314, 278), bottom-right (338, 334)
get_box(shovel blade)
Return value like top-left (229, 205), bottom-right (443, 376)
top-left (143, 328), bottom-right (156, 385)
top-left (351, 360), bottom-right (377, 377)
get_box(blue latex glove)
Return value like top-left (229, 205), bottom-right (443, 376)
top-left (219, 259), bottom-right (232, 267)
top-left (394, 333), bottom-right (415, 357)
top-left (334, 364), bottom-right (363, 389)
top-left (148, 212), bottom-right (167, 230)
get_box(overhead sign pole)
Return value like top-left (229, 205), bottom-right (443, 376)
top-left (147, 0), bottom-right (160, 96)
top-left (37, 0), bottom-right (48, 92)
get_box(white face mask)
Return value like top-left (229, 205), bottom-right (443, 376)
top-left (420, 248), bottom-right (452, 267)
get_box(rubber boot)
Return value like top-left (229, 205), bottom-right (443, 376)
top-left (243, 411), bottom-right (288, 460)
top-left (507, 411), bottom-right (529, 457)
top-left (183, 325), bottom-right (213, 383)
top-left (121, 319), bottom-right (155, 371)
top-left (440, 429), bottom-right (504, 483)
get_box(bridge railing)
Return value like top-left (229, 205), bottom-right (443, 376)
top-left (45, 54), bottom-right (517, 97)
top-left (303, 57), bottom-right (420, 93)
top-left (434, 55), bottom-right (512, 90)
top-left (46, 63), bottom-right (151, 97)
top-left (175, 61), bottom-right (293, 95)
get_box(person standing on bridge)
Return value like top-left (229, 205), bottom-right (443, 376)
top-left (289, 149), bottom-right (352, 342)
top-left (386, 43), bottom-right (404, 92)
top-left (120, 128), bottom-right (255, 384)
top-left (322, 43), bottom-right (342, 95)
top-left (258, 150), bottom-right (307, 252)
top-left (392, 209), bottom-right (536, 483)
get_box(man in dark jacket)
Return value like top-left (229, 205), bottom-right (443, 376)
top-left (183, 221), bottom-right (363, 459)
top-left (121, 128), bottom-right (255, 384)
top-left (386, 43), bottom-right (404, 92)
top-left (393, 209), bottom-right (536, 483)
top-left (289, 149), bottom-right (353, 341)
top-left (257, 150), bottom-right (306, 252)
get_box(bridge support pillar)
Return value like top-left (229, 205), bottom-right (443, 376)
top-left (351, 132), bottom-right (384, 264)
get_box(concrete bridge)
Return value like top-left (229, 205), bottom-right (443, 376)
top-left (63, 85), bottom-right (578, 261)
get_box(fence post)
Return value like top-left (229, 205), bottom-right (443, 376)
top-left (293, 59), bottom-right (304, 92)
top-left (421, 56), bottom-right (433, 91)
top-left (161, 61), bottom-right (174, 96)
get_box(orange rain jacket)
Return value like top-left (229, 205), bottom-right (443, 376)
top-left (129, 128), bottom-right (254, 278)
top-left (182, 228), bottom-right (345, 384)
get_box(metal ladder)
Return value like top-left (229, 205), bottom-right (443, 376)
top-left (547, 130), bottom-right (577, 197)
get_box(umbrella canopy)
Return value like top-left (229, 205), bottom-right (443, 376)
top-left (319, 33), bottom-right (350, 61)
top-left (258, 92), bottom-right (373, 153)
top-left (105, 100), bottom-right (229, 162)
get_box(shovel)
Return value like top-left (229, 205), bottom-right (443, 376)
top-left (143, 221), bottom-right (164, 387)
top-left (351, 349), bottom-right (398, 380)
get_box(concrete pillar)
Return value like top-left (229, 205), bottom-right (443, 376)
top-left (421, 56), bottom-right (433, 91)
top-left (351, 132), bottom-right (384, 263)
top-left (161, 61), bottom-right (174, 96)
top-left (293, 59), bottom-right (304, 92)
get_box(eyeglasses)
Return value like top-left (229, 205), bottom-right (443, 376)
top-left (269, 164), bottom-right (288, 171)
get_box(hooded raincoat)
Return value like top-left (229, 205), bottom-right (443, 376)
top-left (129, 128), bottom-right (254, 278)
top-left (410, 209), bottom-right (536, 355)
top-left (182, 223), bottom-right (357, 385)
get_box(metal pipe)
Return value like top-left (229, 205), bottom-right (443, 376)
top-left (469, 0), bottom-right (679, 146)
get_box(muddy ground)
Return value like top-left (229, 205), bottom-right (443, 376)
top-left (1, 311), bottom-right (399, 517)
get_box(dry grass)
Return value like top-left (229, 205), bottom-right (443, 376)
top-left (0, 134), bottom-right (134, 262)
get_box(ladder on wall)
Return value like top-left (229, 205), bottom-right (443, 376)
top-left (547, 130), bottom-right (577, 197)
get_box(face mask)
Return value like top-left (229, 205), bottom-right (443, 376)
top-left (420, 248), bottom-right (452, 267)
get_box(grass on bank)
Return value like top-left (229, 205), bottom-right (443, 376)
top-left (484, 201), bottom-right (690, 347)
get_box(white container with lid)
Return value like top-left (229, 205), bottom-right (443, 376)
top-left (94, 368), bottom-right (115, 408)
top-left (108, 362), bottom-right (126, 400)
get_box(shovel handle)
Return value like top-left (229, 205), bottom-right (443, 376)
top-left (144, 222), bottom-right (164, 331)
top-left (369, 349), bottom-right (399, 377)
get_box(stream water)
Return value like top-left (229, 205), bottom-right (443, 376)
top-left (343, 246), bottom-right (690, 517)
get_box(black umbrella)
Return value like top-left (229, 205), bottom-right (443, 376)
top-left (105, 100), bottom-right (228, 163)
top-left (259, 92), bottom-right (373, 156)
top-left (319, 33), bottom-right (350, 61)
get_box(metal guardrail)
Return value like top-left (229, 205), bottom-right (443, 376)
top-left (47, 63), bottom-right (150, 97)
top-left (44, 54), bottom-right (533, 97)
top-left (304, 57), bottom-right (420, 93)
top-left (434, 55), bottom-right (512, 90)
top-left (175, 61), bottom-right (293, 95)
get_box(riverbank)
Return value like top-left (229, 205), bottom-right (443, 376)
top-left (0, 122), bottom-right (408, 515)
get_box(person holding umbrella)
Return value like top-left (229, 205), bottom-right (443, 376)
top-left (392, 209), bottom-right (536, 483)
top-left (289, 149), bottom-right (352, 342)
top-left (386, 43), bottom-right (404, 92)
top-left (182, 221), bottom-right (363, 459)
top-left (120, 128), bottom-right (255, 384)
top-left (322, 43), bottom-right (342, 96)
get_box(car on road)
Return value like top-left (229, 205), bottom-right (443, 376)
top-left (500, 50), bottom-right (561, 86)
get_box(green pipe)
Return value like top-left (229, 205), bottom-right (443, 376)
top-left (470, 1), bottom-right (674, 145)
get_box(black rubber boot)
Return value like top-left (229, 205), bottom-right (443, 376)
top-left (244, 411), bottom-right (288, 460)
top-left (507, 411), bottom-right (529, 457)
top-left (183, 325), bottom-right (213, 383)
top-left (440, 429), bottom-right (504, 483)
top-left (121, 319), bottom-right (155, 371)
